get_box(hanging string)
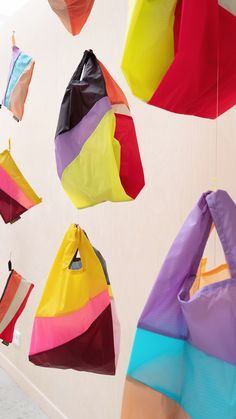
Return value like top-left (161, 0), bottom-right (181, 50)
top-left (75, 207), bottom-right (80, 230)
top-left (213, 26), bottom-right (220, 267)
top-left (12, 31), bottom-right (16, 47)
top-left (8, 139), bottom-right (13, 271)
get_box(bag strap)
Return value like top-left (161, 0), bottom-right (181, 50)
top-left (61, 224), bottom-right (82, 269)
top-left (149, 190), bottom-right (236, 294)
top-left (149, 192), bottom-right (213, 291)
top-left (139, 190), bottom-right (236, 332)
top-left (67, 49), bottom-right (107, 101)
top-left (140, 192), bottom-right (213, 328)
top-left (207, 190), bottom-right (236, 278)
top-left (70, 49), bottom-right (97, 83)
top-left (61, 224), bottom-right (103, 274)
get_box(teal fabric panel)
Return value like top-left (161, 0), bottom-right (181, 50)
top-left (4, 53), bottom-right (32, 108)
top-left (127, 328), bottom-right (236, 419)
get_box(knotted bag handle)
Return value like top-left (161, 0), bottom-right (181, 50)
top-left (70, 49), bottom-right (97, 83)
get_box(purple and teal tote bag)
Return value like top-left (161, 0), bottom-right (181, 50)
top-left (121, 190), bottom-right (236, 419)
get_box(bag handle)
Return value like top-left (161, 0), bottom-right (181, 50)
top-left (140, 192), bottom-right (213, 328)
top-left (207, 190), bottom-right (236, 278)
top-left (70, 49), bottom-right (96, 83)
top-left (187, 190), bottom-right (236, 280)
top-left (61, 224), bottom-right (101, 274)
top-left (62, 224), bottom-right (85, 270)
top-left (140, 191), bottom-right (236, 333)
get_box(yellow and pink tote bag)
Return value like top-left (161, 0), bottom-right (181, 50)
top-left (29, 224), bottom-right (120, 375)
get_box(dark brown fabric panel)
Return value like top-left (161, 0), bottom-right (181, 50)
top-left (0, 188), bottom-right (26, 223)
top-left (29, 305), bottom-right (116, 375)
top-left (55, 50), bottom-right (107, 136)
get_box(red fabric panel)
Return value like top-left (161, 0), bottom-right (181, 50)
top-left (114, 114), bottom-right (145, 199)
top-left (29, 305), bottom-right (116, 375)
top-left (0, 271), bottom-right (21, 323)
top-left (173, 0), bottom-right (182, 54)
top-left (149, 0), bottom-right (236, 119)
top-left (0, 284), bottom-right (34, 344)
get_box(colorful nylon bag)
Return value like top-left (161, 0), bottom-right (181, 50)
top-left (55, 49), bottom-right (145, 209)
top-left (121, 190), bottom-right (236, 419)
top-left (29, 224), bottom-right (120, 375)
top-left (0, 269), bottom-right (34, 345)
top-left (0, 150), bottom-right (42, 224)
top-left (48, 0), bottom-right (95, 35)
top-left (2, 44), bottom-right (35, 121)
top-left (122, 0), bottom-right (236, 119)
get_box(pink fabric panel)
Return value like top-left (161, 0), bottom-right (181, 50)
top-left (29, 289), bottom-right (110, 355)
top-left (0, 166), bottom-right (33, 209)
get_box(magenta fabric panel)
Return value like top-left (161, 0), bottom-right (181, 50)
top-left (29, 289), bottom-right (110, 355)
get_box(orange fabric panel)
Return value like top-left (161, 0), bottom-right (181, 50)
top-left (191, 259), bottom-right (230, 297)
top-left (65, 0), bottom-right (95, 35)
top-left (0, 271), bottom-right (21, 323)
top-left (190, 258), bottom-right (207, 297)
top-left (9, 61), bottom-right (35, 121)
top-left (121, 378), bottom-right (190, 419)
top-left (98, 60), bottom-right (129, 107)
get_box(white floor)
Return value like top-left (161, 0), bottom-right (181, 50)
top-left (0, 368), bottom-right (48, 419)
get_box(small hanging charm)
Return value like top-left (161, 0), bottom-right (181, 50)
top-left (8, 259), bottom-right (12, 272)
top-left (8, 138), bottom-right (12, 153)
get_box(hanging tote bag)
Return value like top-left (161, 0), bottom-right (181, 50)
top-left (29, 224), bottom-right (120, 375)
top-left (2, 44), bottom-right (35, 121)
top-left (48, 0), bottom-right (95, 35)
top-left (121, 0), bottom-right (236, 119)
top-left (0, 150), bottom-right (42, 224)
top-left (55, 49), bottom-right (145, 209)
top-left (0, 269), bottom-right (34, 345)
top-left (121, 190), bottom-right (236, 419)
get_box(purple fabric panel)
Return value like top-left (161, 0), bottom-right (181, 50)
top-left (139, 190), bottom-right (236, 365)
top-left (139, 192), bottom-right (213, 338)
top-left (2, 46), bottom-right (21, 105)
top-left (207, 190), bottom-right (236, 278)
top-left (55, 96), bottom-right (111, 178)
top-left (180, 278), bottom-right (236, 365)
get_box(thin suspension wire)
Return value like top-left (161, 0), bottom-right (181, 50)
top-left (213, 28), bottom-right (220, 267)
top-left (9, 147), bottom-right (13, 268)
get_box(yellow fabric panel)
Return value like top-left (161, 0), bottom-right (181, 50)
top-left (61, 110), bottom-right (131, 208)
top-left (121, 0), bottom-right (177, 102)
top-left (108, 285), bottom-right (113, 298)
top-left (0, 150), bottom-right (42, 204)
top-left (36, 225), bottom-right (108, 317)
top-left (191, 259), bottom-right (230, 297)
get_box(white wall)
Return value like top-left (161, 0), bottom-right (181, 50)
top-left (0, 1), bottom-right (235, 418)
